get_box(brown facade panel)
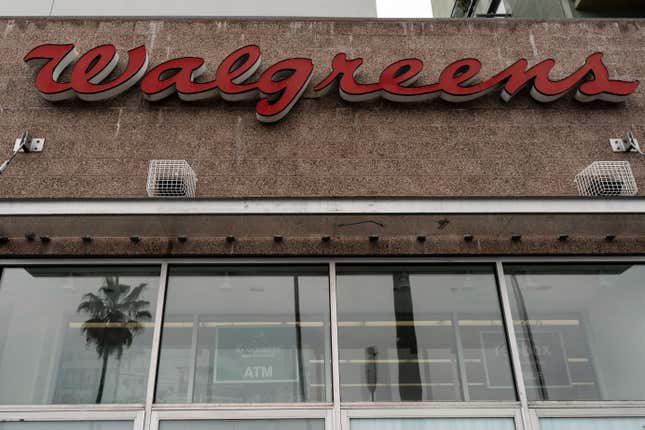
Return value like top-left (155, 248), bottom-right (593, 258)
top-left (0, 18), bottom-right (644, 198)
top-left (1, 236), bottom-right (644, 257)
top-left (0, 212), bottom-right (643, 256)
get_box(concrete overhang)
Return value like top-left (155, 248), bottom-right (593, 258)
top-left (0, 198), bottom-right (643, 257)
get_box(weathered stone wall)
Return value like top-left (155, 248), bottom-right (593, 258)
top-left (1, 18), bottom-right (644, 198)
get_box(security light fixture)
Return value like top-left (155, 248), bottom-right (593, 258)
top-left (575, 161), bottom-right (638, 197)
top-left (0, 132), bottom-right (45, 175)
top-left (147, 160), bottom-right (197, 198)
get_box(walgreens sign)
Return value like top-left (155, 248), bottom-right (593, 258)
top-left (25, 44), bottom-right (639, 123)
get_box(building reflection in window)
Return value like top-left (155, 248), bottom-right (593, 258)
top-left (506, 264), bottom-right (645, 401)
top-left (155, 265), bottom-right (331, 404)
top-left (336, 265), bottom-right (516, 402)
top-left (0, 267), bottom-right (160, 404)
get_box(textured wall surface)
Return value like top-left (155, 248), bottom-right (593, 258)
top-left (0, 18), bottom-right (644, 198)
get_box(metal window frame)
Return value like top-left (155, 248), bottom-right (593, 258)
top-left (149, 409), bottom-right (333, 430)
top-left (496, 262), bottom-right (531, 430)
top-left (342, 407), bottom-right (524, 430)
top-left (329, 262), bottom-right (342, 430)
top-left (144, 263), bottom-right (169, 430)
top-left (0, 410), bottom-right (145, 430)
top-left (530, 407), bottom-right (645, 429)
top-left (0, 261), bottom-right (165, 415)
top-left (5, 256), bottom-right (645, 266)
top-left (2, 257), bottom-right (645, 430)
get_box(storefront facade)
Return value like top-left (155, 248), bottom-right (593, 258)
top-left (1, 4), bottom-right (645, 430)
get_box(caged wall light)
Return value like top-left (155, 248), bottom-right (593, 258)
top-left (146, 160), bottom-right (197, 198)
top-left (574, 161), bottom-right (638, 197)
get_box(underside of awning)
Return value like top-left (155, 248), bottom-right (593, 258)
top-left (0, 198), bottom-right (643, 257)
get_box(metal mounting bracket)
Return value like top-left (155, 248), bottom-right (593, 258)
top-left (14, 137), bottom-right (45, 153)
top-left (610, 131), bottom-right (640, 153)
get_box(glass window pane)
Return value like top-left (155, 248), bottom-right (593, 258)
top-left (505, 0), bottom-right (567, 18)
top-left (505, 264), bottom-right (645, 401)
top-left (156, 265), bottom-right (331, 403)
top-left (540, 417), bottom-right (645, 430)
top-left (159, 420), bottom-right (324, 430)
top-left (0, 266), bottom-right (160, 404)
top-left (0, 422), bottom-right (133, 430)
top-left (352, 418), bottom-right (516, 430)
top-left (336, 265), bottom-right (516, 402)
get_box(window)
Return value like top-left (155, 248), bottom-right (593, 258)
top-left (505, 264), bottom-right (645, 401)
top-left (0, 423), bottom-right (134, 430)
top-left (3, 259), bottom-right (645, 429)
top-left (158, 420), bottom-right (324, 430)
top-left (539, 417), bottom-right (645, 430)
top-left (155, 266), bottom-right (331, 403)
top-left (351, 418), bottom-right (516, 430)
top-left (0, 266), bottom-right (160, 404)
top-left (336, 265), bottom-right (516, 402)
top-left (450, 0), bottom-right (645, 18)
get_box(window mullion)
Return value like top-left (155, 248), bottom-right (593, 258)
top-left (329, 261), bottom-right (342, 430)
top-left (496, 261), bottom-right (531, 430)
top-left (144, 262), bottom-right (169, 430)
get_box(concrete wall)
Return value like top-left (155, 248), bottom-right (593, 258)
top-left (0, 18), bottom-right (644, 199)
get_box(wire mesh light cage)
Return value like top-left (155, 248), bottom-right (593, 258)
top-left (574, 161), bottom-right (638, 197)
top-left (146, 160), bottom-right (197, 198)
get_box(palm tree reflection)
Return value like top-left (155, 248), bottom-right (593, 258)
top-left (77, 276), bottom-right (151, 403)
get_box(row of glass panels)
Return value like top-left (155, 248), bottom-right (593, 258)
top-left (0, 263), bottom-right (644, 405)
top-left (2, 416), bottom-right (645, 430)
top-left (4, 418), bottom-right (645, 430)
